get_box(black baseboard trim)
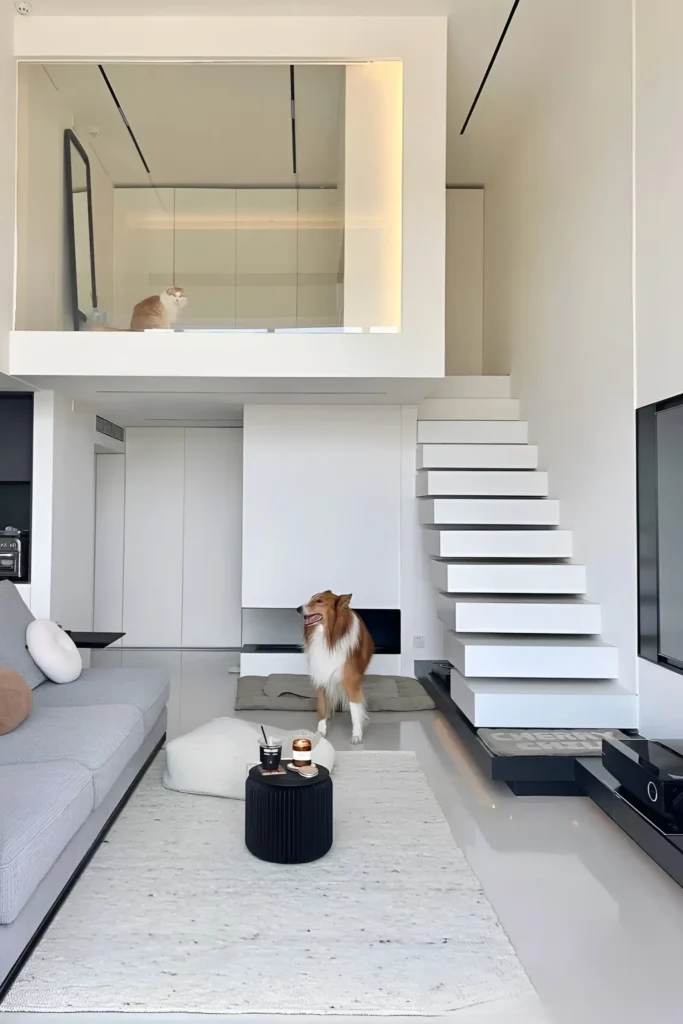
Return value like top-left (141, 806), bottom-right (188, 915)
top-left (0, 733), bottom-right (166, 1004)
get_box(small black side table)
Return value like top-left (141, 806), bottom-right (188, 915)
top-left (65, 631), bottom-right (125, 650)
top-left (245, 762), bottom-right (333, 864)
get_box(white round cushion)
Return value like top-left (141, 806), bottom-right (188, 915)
top-left (26, 619), bottom-right (82, 684)
top-left (163, 717), bottom-right (335, 800)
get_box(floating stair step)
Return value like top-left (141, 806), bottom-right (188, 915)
top-left (417, 444), bottom-right (538, 470)
top-left (418, 420), bottom-right (529, 445)
top-left (417, 470), bottom-right (548, 497)
top-left (418, 398), bottom-right (520, 421)
top-left (426, 376), bottom-right (512, 399)
top-left (432, 560), bottom-right (586, 594)
top-left (426, 529), bottom-right (572, 560)
top-left (437, 594), bottom-right (602, 634)
top-left (445, 633), bottom-right (618, 679)
top-left (420, 497), bottom-right (560, 526)
top-left (449, 671), bottom-right (638, 729)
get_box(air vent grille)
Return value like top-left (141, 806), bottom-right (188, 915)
top-left (96, 415), bottom-right (124, 442)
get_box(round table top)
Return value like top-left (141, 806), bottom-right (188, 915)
top-left (248, 761), bottom-right (331, 789)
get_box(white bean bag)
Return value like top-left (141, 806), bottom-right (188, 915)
top-left (163, 717), bottom-right (335, 800)
top-left (26, 619), bottom-right (82, 684)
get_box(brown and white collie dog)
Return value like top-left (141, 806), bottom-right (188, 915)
top-left (298, 591), bottom-right (374, 744)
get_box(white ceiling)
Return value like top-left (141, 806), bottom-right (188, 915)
top-left (44, 63), bottom-right (344, 187)
top-left (25, 0), bottom-right (570, 184)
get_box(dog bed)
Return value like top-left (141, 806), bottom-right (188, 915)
top-left (163, 717), bottom-right (335, 800)
top-left (234, 674), bottom-right (435, 713)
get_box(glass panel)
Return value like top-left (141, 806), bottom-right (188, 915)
top-left (15, 61), bottom-right (404, 333)
top-left (112, 189), bottom-right (174, 328)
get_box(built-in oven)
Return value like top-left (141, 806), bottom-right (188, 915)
top-left (0, 527), bottom-right (23, 579)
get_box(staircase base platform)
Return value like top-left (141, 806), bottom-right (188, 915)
top-left (417, 662), bottom-right (635, 796)
top-left (417, 663), bottom-right (588, 795)
top-left (577, 759), bottom-right (683, 890)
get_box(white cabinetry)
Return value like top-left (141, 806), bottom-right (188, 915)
top-left (94, 427), bottom-right (242, 648)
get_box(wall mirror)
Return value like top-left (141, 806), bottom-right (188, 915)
top-left (64, 128), bottom-right (98, 330)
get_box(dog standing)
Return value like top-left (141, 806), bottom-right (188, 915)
top-left (298, 591), bottom-right (373, 744)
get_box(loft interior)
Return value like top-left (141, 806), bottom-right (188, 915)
top-left (1, 2), bottom-right (683, 1020)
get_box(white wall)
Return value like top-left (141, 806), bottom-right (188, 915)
top-left (15, 64), bottom-right (114, 331)
top-left (31, 389), bottom-right (96, 630)
top-left (445, 188), bottom-right (484, 375)
top-left (635, 0), bottom-right (683, 732)
top-left (241, 403), bottom-right (441, 676)
top-left (483, 0), bottom-right (637, 693)
top-left (0, 4), bottom-right (15, 371)
top-left (242, 405), bottom-right (401, 609)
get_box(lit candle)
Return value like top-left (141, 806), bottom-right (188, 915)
top-left (292, 737), bottom-right (312, 767)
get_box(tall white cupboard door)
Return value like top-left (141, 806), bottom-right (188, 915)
top-left (94, 453), bottom-right (125, 640)
top-left (123, 428), bottom-right (185, 646)
top-left (181, 428), bottom-right (243, 647)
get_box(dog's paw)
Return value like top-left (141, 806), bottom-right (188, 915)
top-left (317, 719), bottom-right (327, 737)
top-left (351, 733), bottom-right (364, 746)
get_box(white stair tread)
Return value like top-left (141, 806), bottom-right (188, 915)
top-left (433, 560), bottom-right (587, 594)
top-left (418, 421), bottom-right (529, 444)
top-left (427, 376), bottom-right (512, 399)
top-left (450, 633), bottom-right (614, 648)
top-left (446, 632), bottom-right (618, 680)
top-left (437, 594), bottom-right (601, 634)
top-left (418, 398), bottom-right (520, 421)
top-left (449, 671), bottom-right (638, 729)
top-left (426, 529), bottom-right (572, 559)
top-left (418, 444), bottom-right (538, 470)
top-left (417, 470), bottom-right (548, 497)
top-left (420, 497), bottom-right (560, 526)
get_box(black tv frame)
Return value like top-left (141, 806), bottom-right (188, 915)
top-left (637, 392), bottom-right (683, 674)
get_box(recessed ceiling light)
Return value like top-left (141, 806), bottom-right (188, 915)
top-left (15, 1), bottom-right (32, 14)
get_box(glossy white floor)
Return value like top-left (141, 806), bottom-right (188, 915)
top-left (6, 650), bottom-right (683, 1024)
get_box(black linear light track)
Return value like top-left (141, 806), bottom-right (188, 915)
top-left (98, 65), bottom-right (151, 175)
top-left (289, 64), bottom-right (298, 176)
top-left (460, 0), bottom-right (521, 135)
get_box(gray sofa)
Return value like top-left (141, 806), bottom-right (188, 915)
top-left (0, 583), bottom-right (169, 993)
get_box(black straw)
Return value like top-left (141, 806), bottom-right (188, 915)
top-left (261, 726), bottom-right (268, 745)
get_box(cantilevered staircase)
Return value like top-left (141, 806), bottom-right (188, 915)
top-left (418, 376), bottom-right (637, 730)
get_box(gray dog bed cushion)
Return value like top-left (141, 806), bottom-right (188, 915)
top-left (235, 674), bottom-right (434, 713)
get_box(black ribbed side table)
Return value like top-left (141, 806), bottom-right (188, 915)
top-left (245, 763), bottom-right (333, 864)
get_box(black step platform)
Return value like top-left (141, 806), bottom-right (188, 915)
top-left (416, 662), bottom-right (614, 795)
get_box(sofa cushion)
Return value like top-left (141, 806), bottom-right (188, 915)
top-left (0, 666), bottom-right (33, 735)
top-left (0, 760), bottom-right (93, 924)
top-left (0, 581), bottom-right (46, 689)
top-left (33, 667), bottom-right (169, 736)
top-left (0, 704), bottom-right (145, 807)
top-left (26, 620), bottom-right (82, 684)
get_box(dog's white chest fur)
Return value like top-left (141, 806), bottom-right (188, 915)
top-left (306, 614), bottom-right (360, 697)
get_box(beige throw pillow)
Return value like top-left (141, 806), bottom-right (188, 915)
top-left (0, 666), bottom-right (33, 735)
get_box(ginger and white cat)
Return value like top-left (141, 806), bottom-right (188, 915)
top-left (91, 286), bottom-right (187, 331)
top-left (130, 286), bottom-right (187, 329)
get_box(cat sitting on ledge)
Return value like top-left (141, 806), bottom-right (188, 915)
top-left (90, 285), bottom-right (187, 331)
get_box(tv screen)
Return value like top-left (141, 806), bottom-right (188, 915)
top-left (638, 395), bottom-right (683, 670)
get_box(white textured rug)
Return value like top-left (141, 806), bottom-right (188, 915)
top-left (3, 753), bottom-right (532, 1015)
